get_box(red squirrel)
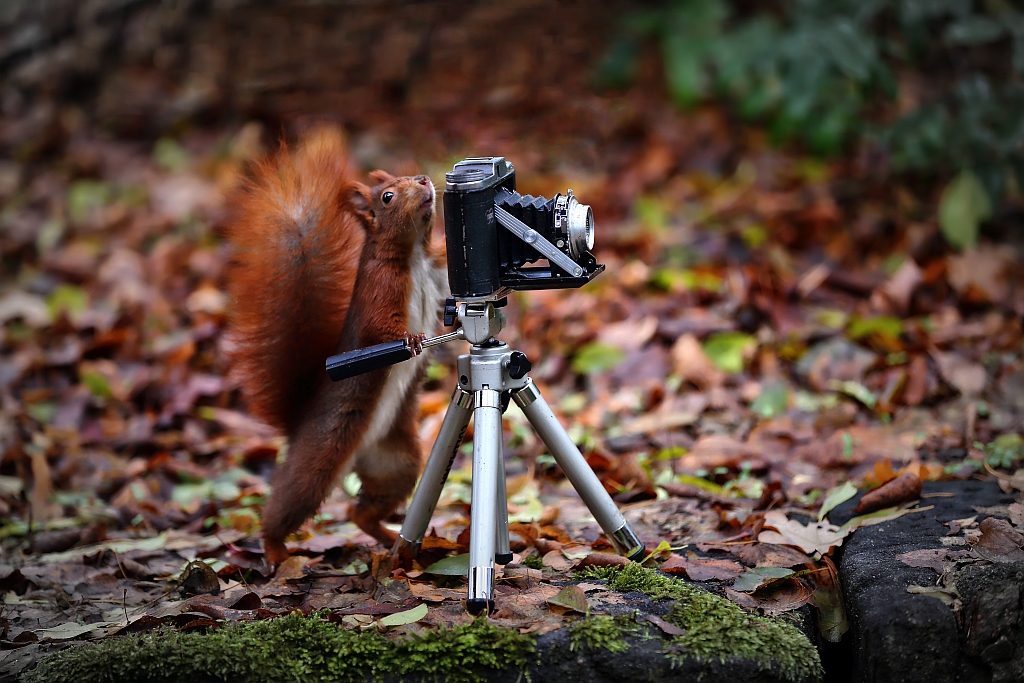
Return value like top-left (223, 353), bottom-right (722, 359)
top-left (226, 129), bottom-right (447, 566)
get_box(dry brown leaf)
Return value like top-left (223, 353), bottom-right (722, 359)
top-left (895, 548), bottom-right (975, 574)
top-left (272, 556), bottom-right (309, 582)
top-left (735, 543), bottom-right (812, 569)
top-left (757, 511), bottom-right (847, 555)
top-left (670, 334), bottom-right (724, 389)
top-left (880, 259), bottom-right (923, 314)
top-left (930, 349), bottom-right (986, 396)
top-left (973, 517), bottom-right (1024, 563)
top-left (854, 472), bottom-right (922, 514)
top-left (598, 316), bottom-right (658, 351)
top-left (660, 554), bottom-right (744, 581)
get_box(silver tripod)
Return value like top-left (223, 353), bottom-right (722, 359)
top-left (392, 302), bottom-right (645, 615)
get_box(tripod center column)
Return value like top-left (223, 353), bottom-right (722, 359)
top-left (467, 388), bottom-right (502, 615)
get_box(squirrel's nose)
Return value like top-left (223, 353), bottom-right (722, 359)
top-left (416, 175), bottom-right (430, 186)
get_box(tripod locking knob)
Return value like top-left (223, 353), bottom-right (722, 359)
top-left (507, 351), bottom-right (532, 380)
top-left (443, 298), bottom-right (457, 327)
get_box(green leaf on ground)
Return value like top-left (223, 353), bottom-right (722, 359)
top-left (703, 332), bottom-right (756, 373)
top-left (546, 585), bottom-right (590, 614)
top-left (733, 566), bottom-right (794, 592)
top-left (154, 138), bottom-right (191, 172)
top-left (818, 481), bottom-right (858, 522)
top-left (67, 180), bottom-right (111, 223)
top-left (378, 603), bottom-right (428, 627)
top-left (938, 170), bottom-right (991, 251)
top-left (751, 381), bottom-right (789, 418)
top-left (571, 342), bottom-right (625, 375)
top-left (423, 554), bottom-right (470, 576)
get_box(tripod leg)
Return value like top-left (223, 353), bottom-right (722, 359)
top-left (512, 380), bottom-right (645, 560)
top-left (394, 386), bottom-right (473, 555)
top-left (494, 438), bottom-right (512, 565)
top-left (467, 389), bottom-right (501, 615)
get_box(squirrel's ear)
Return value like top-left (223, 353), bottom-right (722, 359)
top-left (346, 182), bottom-right (375, 225)
top-left (368, 170), bottom-right (395, 185)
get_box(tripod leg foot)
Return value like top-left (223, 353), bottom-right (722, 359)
top-left (495, 552), bottom-right (513, 565)
top-left (465, 598), bottom-right (495, 616)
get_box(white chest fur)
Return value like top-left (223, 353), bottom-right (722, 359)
top-left (356, 241), bottom-right (447, 454)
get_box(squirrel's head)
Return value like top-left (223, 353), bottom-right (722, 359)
top-left (347, 171), bottom-right (435, 247)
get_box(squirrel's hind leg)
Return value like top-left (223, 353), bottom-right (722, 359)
top-left (261, 393), bottom-right (369, 567)
top-left (350, 396), bottom-right (423, 547)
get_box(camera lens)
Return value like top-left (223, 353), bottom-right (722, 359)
top-left (565, 193), bottom-right (595, 259)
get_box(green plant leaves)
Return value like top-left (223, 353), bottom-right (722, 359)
top-left (938, 170), bottom-right (991, 250)
top-left (945, 17), bottom-right (1004, 46)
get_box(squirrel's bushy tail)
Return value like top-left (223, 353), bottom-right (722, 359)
top-left (225, 128), bottom-right (364, 432)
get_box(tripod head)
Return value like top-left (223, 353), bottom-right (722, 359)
top-left (325, 300), bottom-right (508, 381)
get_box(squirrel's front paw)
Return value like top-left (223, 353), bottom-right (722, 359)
top-left (404, 332), bottom-right (427, 356)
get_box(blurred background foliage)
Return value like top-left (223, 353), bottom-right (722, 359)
top-left (597, 0), bottom-right (1024, 249)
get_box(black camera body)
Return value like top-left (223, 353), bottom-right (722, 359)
top-left (443, 157), bottom-right (604, 300)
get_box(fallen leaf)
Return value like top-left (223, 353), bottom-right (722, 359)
top-left (880, 259), bottom-right (923, 314)
top-left (811, 556), bottom-right (848, 643)
top-left (745, 581), bottom-right (815, 618)
top-left (896, 548), bottom-right (976, 574)
top-left (422, 554), bottom-right (469, 576)
top-left (818, 481), bottom-right (858, 522)
top-left (862, 460), bottom-right (898, 487)
top-left (735, 544), bottom-right (812, 569)
top-left (907, 584), bottom-right (959, 606)
top-left (733, 566), bottom-right (794, 592)
top-left (973, 517), bottom-right (1024, 563)
top-left (930, 350), bottom-right (986, 396)
top-left (34, 622), bottom-right (114, 641)
top-left (703, 332), bottom-right (756, 374)
top-left (758, 511), bottom-right (848, 555)
top-left (542, 549), bottom-right (571, 571)
top-left (661, 554), bottom-right (744, 581)
top-left (854, 472), bottom-right (922, 513)
top-left (645, 613), bottom-right (686, 635)
top-left (670, 334), bottom-right (723, 389)
top-left (938, 170), bottom-right (989, 251)
top-left (378, 603), bottom-right (428, 627)
top-left (840, 505), bottom-right (932, 532)
top-left (1009, 503), bottom-right (1024, 531)
top-left (546, 585), bottom-right (589, 614)
top-left (273, 556), bottom-right (309, 582)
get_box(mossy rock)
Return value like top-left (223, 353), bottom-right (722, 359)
top-left (23, 565), bottom-right (821, 683)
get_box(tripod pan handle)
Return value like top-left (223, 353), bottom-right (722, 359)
top-left (326, 340), bottom-right (411, 381)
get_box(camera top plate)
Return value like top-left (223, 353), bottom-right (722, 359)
top-left (446, 157), bottom-right (515, 191)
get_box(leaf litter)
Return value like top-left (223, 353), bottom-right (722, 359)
top-left (0, 13), bottom-right (1022, 672)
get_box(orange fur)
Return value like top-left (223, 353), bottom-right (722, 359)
top-left (226, 129), bottom-right (364, 433)
top-left (225, 130), bottom-right (440, 566)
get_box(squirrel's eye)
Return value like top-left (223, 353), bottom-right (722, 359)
top-left (382, 191), bottom-right (394, 204)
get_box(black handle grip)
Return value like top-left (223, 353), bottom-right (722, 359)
top-left (326, 340), bottom-right (411, 381)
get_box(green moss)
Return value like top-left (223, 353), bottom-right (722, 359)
top-left (520, 553), bottom-right (545, 570)
top-left (24, 612), bottom-right (535, 683)
top-left (576, 561), bottom-right (688, 600)
top-left (574, 564), bottom-right (822, 683)
top-left (567, 614), bottom-right (640, 653)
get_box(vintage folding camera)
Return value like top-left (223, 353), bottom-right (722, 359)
top-left (443, 157), bottom-right (604, 301)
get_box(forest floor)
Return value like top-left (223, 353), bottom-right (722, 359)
top-left (1, 26), bottom-right (1024, 679)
